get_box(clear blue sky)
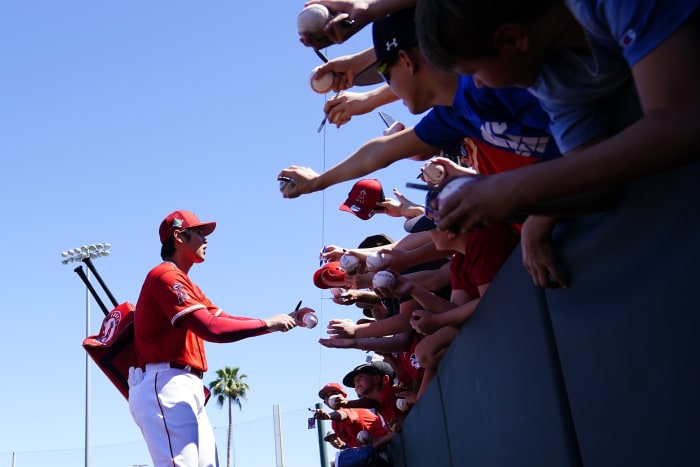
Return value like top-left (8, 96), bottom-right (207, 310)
top-left (1, 2), bottom-right (423, 466)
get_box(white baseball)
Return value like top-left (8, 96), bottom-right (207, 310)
top-left (356, 430), bottom-right (373, 445)
top-left (396, 398), bottom-right (409, 412)
top-left (328, 394), bottom-right (342, 409)
top-left (278, 178), bottom-right (296, 193)
top-left (372, 270), bottom-right (395, 289)
top-left (303, 313), bottom-right (318, 329)
top-left (437, 176), bottom-right (477, 210)
top-left (422, 163), bottom-right (445, 185)
top-left (339, 254), bottom-right (359, 273)
top-left (310, 68), bottom-right (334, 94)
top-left (365, 252), bottom-right (384, 271)
top-left (297, 4), bottom-right (329, 35)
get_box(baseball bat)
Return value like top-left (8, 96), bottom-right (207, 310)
top-left (83, 256), bottom-right (119, 308)
top-left (74, 265), bottom-right (111, 316)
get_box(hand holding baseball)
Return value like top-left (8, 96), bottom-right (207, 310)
top-left (277, 165), bottom-right (321, 198)
top-left (372, 272), bottom-right (413, 298)
top-left (265, 314), bottom-right (297, 332)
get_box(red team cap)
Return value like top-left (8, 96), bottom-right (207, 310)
top-left (313, 261), bottom-right (346, 289)
top-left (318, 382), bottom-right (347, 399)
top-left (339, 179), bottom-right (385, 220)
top-left (159, 210), bottom-right (217, 244)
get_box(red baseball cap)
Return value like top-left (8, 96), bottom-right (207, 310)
top-left (339, 179), bottom-right (385, 220)
top-left (159, 210), bottom-right (217, 244)
top-left (318, 382), bottom-right (347, 399)
top-left (313, 262), bottom-right (347, 289)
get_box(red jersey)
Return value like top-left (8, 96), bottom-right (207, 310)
top-left (134, 262), bottom-right (219, 371)
top-left (450, 223), bottom-right (520, 298)
top-left (392, 333), bottom-right (424, 387)
top-left (333, 408), bottom-right (389, 448)
top-left (376, 384), bottom-right (404, 428)
top-left (462, 137), bottom-right (541, 176)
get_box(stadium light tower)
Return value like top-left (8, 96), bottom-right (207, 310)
top-left (60, 243), bottom-right (111, 467)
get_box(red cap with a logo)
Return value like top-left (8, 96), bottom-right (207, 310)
top-left (158, 210), bottom-right (217, 244)
top-left (339, 179), bottom-right (385, 220)
top-left (318, 382), bottom-right (347, 399)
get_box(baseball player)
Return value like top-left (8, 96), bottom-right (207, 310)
top-left (128, 210), bottom-right (310, 467)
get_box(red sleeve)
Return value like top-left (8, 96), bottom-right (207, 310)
top-left (179, 308), bottom-right (269, 343)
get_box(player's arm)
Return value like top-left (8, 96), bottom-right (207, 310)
top-left (180, 309), bottom-right (296, 343)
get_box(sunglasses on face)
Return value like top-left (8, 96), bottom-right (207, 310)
top-left (377, 61), bottom-right (392, 84)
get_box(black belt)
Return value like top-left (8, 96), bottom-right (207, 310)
top-left (169, 362), bottom-right (204, 379)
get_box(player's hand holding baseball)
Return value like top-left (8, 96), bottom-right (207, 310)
top-left (278, 166), bottom-right (321, 198)
top-left (265, 314), bottom-right (297, 332)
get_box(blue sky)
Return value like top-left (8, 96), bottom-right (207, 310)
top-left (1, 2), bottom-right (422, 466)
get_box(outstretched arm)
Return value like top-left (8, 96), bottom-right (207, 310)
top-left (180, 309), bottom-right (297, 343)
top-left (300, 0), bottom-right (418, 49)
top-left (278, 128), bottom-right (436, 198)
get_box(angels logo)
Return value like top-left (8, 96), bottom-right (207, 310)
top-left (173, 283), bottom-right (189, 304)
top-left (97, 310), bottom-right (121, 344)
top-left (410, 353), bottom-right (420, 369)
top-left (354, 189), bottom-right (367, 205)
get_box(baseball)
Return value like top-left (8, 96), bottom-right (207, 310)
top-left (303, 312), bottom-right (319, 329)
top-left (372, 270), bottom-right (395, 289)
top-left (339, 254), bottom-right (359, 273)
top-left (328, 394), bottom-right (342, 409)
top-left (297, 4), bottom-right (329, 35)
top-left (356, 430), bottom-right (373, 445)
top-left (437, 176), bottom-right (477, 210)
top-left (310, 68), bottom-right (334, 94)
top-left (330, 287), bottom-right (345, 297)
top-left (422, 162), bottom-right (446, 185)
top-left (365, 251), bottom-right (384, 271)
top-left (278, 177), bottom-right (296, 193)
top-left (396, 398), bottom-right (409, 412)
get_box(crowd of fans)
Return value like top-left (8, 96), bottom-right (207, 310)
top-left (283, 0), bottom-right (700, 465)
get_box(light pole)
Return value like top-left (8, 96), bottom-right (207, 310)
top-left (61, 243), bottom-right (111, 467)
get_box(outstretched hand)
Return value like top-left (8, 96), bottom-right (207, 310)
top-left (298, 0), bottom-right (372, 49)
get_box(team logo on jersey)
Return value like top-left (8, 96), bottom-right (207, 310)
top-left (480, 121), bottom-right (550, 156)
top-left (173, 283), bottom-right (189, 304)
top-left (410, 353), bottom-right (420, 369)
top-left (96, 310), bottom-right (121, 344)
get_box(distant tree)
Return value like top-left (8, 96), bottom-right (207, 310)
top-left (208, 366), bottom-right (250, 467)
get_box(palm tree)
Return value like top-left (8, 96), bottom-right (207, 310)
top-left (208, 366), bottom-right (250, 467)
